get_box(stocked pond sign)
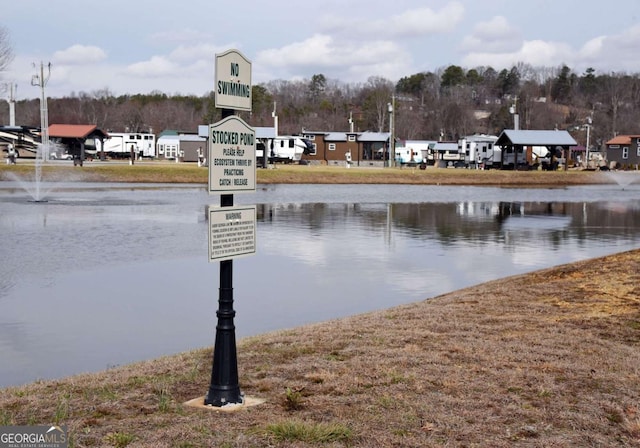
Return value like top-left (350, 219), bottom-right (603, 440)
top-left (208, 115), bottom-right (256, 193)
top-left (208, 205), bottom-right (257, 262)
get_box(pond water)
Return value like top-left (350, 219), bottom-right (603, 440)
top-left (1, 180), bottom-right (640, 388)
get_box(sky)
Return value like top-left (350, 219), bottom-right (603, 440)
top-left (2, 0), bottom-right (640, 99)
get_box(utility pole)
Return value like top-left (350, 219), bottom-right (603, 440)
top-left (388, 95), bottom-right (395, 167)
top-left (4, 83), bottom-right (17, 126)
top-left (272, 101), bottom-right (278, 137)
top-left (585, 116), bottom-right (592, 168)
top-left (31, 61), bottom-right (51, 161)
top-left (509, 96), bottom-right (519, 130)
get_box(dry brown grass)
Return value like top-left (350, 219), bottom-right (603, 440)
top-left (1, 250), bottom-right (638, 447)
top-left (256, 164), bottom-right (607, 186)
top-left (0, 161), bottom-right (611, 186)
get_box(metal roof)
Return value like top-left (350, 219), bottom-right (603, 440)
top-left (254, 127), bottom-right (276, 139)
top-left (325, 132), bottom-right (347, 141)
top-left (178, 134), bottom-right (206, 142)
top-left (496, 130), bottom-right (577, 146)
top-left (302, 130), bottom-right (328, 136)
top-left (606, 135), bottom-right (640, 145)
top-left (358, 131), bottom-right (389, 142)
top-left (157, 135), bottom-right (180, 143)
top-left (48, 124), bottom-right (108, 139)
top-left (157, 134), bottom-right (205, 142)
top-left (433, 142), bottom-right (459, 150)
top-left (301, 130), bottom-right (389, 142)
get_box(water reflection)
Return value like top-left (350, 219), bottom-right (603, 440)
top-left (0, 182), bottom-right (639, 388)
top-left (257, 198), bottom-right (640, 249)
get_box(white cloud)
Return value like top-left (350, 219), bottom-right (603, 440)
top-left (149, 28), bottom-right (213, 44)
top-left (168, 43), bottom-right (231, 63)
top-left (461, 39), bottom-right (573, 70)
top-left (607, 24), bottom-right (640, 52)
top-left (254, 34), bottom-right (411, 82)
top-left (118, 43), bottom-right (237, 84)
top-left (459, 21), bottom-right (640, 73)
top-left (124, 56), bottom-right (178, 77)
top-left (517, 40), bottom-right (573, 67)
top-left (390, 2), bottom-right (466, 36)
top-left (52, 45), bottom-right (107, 65)
top-left (460, 16), bottom-right (522, 53)
top-left (9, 1), bottom-right (640, 98)
top-left (257, 35), bottom-right (337, 67)
top-left (574, 25), bottom-right (640, 73)
top-left (319, 2), bottom-right (465, 39)
top-left (578, 36), bottom-right (606, 62)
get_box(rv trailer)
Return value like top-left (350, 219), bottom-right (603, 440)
top-left (257, 136), bottom-right (313, 164)
top-left (459, 134), bottom-right (499, 169)
top-left (97, 132), bottom-right (156, 159)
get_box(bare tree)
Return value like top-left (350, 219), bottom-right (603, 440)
top-left (0, 25), bottom-right (13, 75)
top-left (0, 25), bottom-right (14, 99)
top-left (599, 72), bottom-right (629, 137)
top-left (359, 76), bottom-right (393, 132)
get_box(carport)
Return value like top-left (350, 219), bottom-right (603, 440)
top-left (48, 124), bottom-right (109, 163)
top-left (496, 129), bottom-right (577, 170)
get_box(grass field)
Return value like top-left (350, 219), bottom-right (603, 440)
top-left (0, 160), bottom-right (611, 186)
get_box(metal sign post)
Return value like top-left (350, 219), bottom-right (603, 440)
top-left (204, 50), bottom-right (255, 408)
top-left (205, 164), bottom-right (241, 406)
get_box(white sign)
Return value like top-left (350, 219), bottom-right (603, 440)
top-left (215, 49), bottom-right (252, 111)
top-left (208, 116), bottom-right (256, 193)
top-left (208, 205), bottom-right (256, 262)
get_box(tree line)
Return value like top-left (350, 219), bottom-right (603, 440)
top-left (3, 62), bottom-right (640, 151)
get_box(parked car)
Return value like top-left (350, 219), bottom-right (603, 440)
top-left (51, 151), bottom-right (73, 160)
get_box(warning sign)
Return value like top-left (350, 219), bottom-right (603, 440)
top-left (208, 205), bottom-right (256, 262)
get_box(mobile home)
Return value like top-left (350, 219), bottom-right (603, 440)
top-left (394, 146), bottom-right (424, 164)
top-left (396, 140), bottom-right (433, 164)
top-left (98, 132), bottom-right (156, 158)
top-left (459, 134), bottom-right (499, 168)
top-left (258, 136), bottom-right (313, 163)
top-left (422, 142), bottom-right (466, 167)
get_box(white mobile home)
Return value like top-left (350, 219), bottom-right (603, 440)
top-left (261, 136), bottom-right (313, 163)
top-left (97, 132), bottom-right (156, 158)
top-left (394, 146), bottom-right (424, 164)
top-left (397, 140), bottom-right (434, 164)
top-left (459, 134), bottom-right (499, 168)
top-left (156, 134), bottom-right (181, 160)
top-left (156, 133), bottom-right (207, 162)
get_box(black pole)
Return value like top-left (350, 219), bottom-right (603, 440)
top-left (205, 193), bottom-right (243, 407)
top-left (205, 108), bottom-right (243, 407)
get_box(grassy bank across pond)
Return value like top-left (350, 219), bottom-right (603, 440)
top-left (0, 249), bottom-right (638, 447)
top-left (0, 161), bottom-right (613, 186)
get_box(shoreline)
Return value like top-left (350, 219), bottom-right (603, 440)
top-left (1, 250), bottom-right (638, 446)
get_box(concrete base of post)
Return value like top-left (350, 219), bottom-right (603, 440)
top-left (183, 395), bottom-right (265, 412)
